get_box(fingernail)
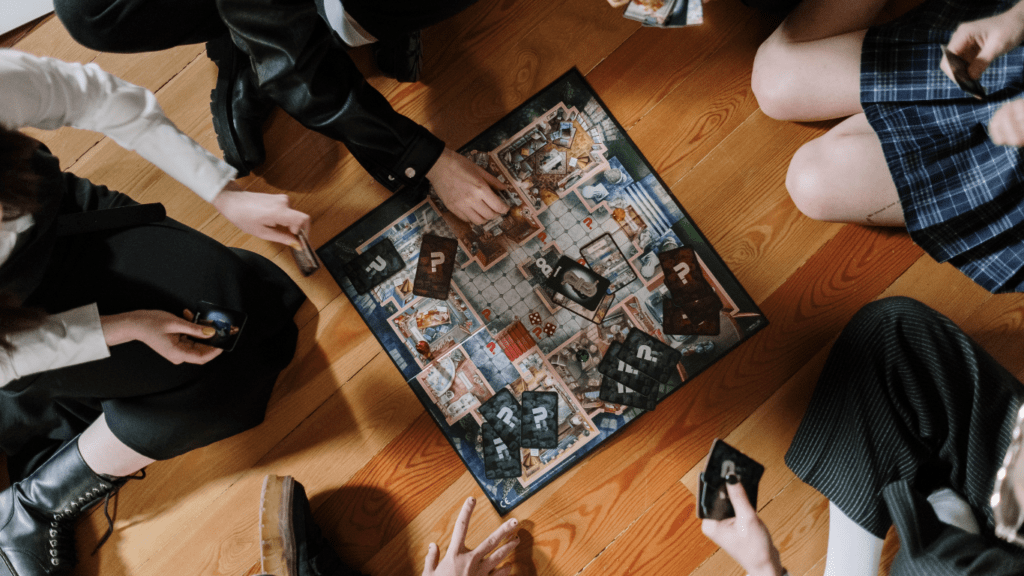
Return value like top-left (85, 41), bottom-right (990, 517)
top-left (290, 241), bottom-right (301, 249)
top-left (510, 519), bottom-right (518, 526)
top-left (726, 474), bottom-right (739, 484)
top-left (202, 327), bottom-right (216, 336)
top-left (469, 497), bottom-right (475, 504)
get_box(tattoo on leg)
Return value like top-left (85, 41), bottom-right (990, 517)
top-left (865, 201), bottom-right (899, 224)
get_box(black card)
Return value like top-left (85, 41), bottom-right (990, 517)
top-left (413, 234), bottom-right (458, 300)
top-left (479, 388), bottom-right (522, 445)
top-left (598, 376), bottom-right (656, 411)
top-left (343, 238), bottom-right (405, 294)
top-left (482, 423), bottom-right (522, 480)
top-left (697, 439), bottom-right (765, 520)
top-left (544, 256), bottom-right (611, 312)
top-left (521, 391), bottom-right (559, 449)
top-left (622, 328), bottom-right (682, 383)
top-left (941, 45), bottom-right (986, 99)
top-left (188, 300), bottom-right (247, 352)
top-left (597, 341), bottom-right (659, 396)
top-left (662, 294), bottom-right (721, 336)
top-left (657, 247), bottom-right (708, 298)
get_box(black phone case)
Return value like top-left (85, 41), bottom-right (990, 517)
top-left (697, 439), bottom-right (765, 520)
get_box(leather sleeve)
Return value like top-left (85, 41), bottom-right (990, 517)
top-left (216, 0), bottom-right (444, 192)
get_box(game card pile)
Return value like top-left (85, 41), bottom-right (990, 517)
top-left (479, 389), bottom-right (560, 479)
top-left (657, 247), bottom-right (723, 335)
top-left (597, 328), bottom-right (681, 411)
top-left (623, 0), bottom-right (703, 27)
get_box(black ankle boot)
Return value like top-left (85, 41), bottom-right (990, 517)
top-left (259, 475), bottom-right (367, 576)
top-left (207, 34), bottom-right (276, 176)
top-left (0, 440), bottom-right (126, 576)
top-left (373, 30), bottom-right (423, 83)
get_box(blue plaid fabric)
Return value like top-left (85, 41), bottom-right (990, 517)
top-left (863, 0), bottom-right (1024, 292)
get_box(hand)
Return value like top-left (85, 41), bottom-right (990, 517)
top-left (101, 309), bottom-right (222, 365)
top-left (700, 478), bottom-right (785, 576)
top-left (422, 497), bottom-right (519, 576)
top-left (944, 5), bottom-right (1024, 80)
top-left (426, 148), bottom-right (510, 225)
top-left (990, 99), bottom-right (1024, 146)
top-left (212, 182), bottom-right (311, 248)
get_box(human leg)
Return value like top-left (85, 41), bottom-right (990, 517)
top-left (823, 502), bottom-right (884, 576)
top-left (77, 414), bottom-right (154, 478)
top-left (751, 0), bottom-right (889, 121)
top-left (53, 0), bottom-right (225, 53)
top-left (785, 113), bottom-right (903, 225)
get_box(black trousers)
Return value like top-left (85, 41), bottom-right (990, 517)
top-left (0, 148), bottom-right (304, 481)
top-left (786, 297), bottom-right (1024, 574)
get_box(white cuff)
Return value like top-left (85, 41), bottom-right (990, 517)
top-left (0, 303), bottom-right (110, 387)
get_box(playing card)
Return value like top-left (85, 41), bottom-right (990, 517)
top-left (521, 391), bottom-right (559, 449)
top-left (291, 229), bottom-right (320, 277)
top-left (479, 388), bottom-right (522, 445)
top-left (545, 256), bottom-right (611, 312)
top-left (597, 341), bottom-right (660, 396)
top-left (941, 45), bottom-right (986, 99)
top-left (658, 247), bottom-right (709, 298)
top-left (343, 238), bottom-right (405, 294)
top-left (188, 301), bottom-right (247, 351)
top-left (598, 375), bottom-right (656, 411)
top-left (482, 423), bottom-right (522, 480)
top-left (697, 439), bottom-right (764, 520)
top-left (662, 295), bottom-right (721, 336)
top-left (581, 233), bottom-right (638, 293)
top-left (413, 234), bottom-right (458, 300)
top-left (622, 328), bottom-right (682, 382)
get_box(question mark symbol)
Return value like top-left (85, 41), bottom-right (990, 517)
top-left (497, 406), bottom-right (516, 427)
top-left (674, 262), bottom-right (690, 285)
top-left (430, 252), bottom-right (445, 272)
top-left (532, 406), bottom-right (548, 429)
top-left (637, 345), bottom-right (657, 362)
top-left (494, 439), bottom-right (509, 461)
top-left (365, 255), bottom-right (387, 274)
top-left (584, 217), bottom-right (593, 229)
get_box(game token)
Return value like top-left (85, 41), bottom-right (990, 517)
top-left (479, 388), bottom-right (522, 445)
top-left (621, 328), bottom-right (682, 382)
top-left (521, 391), bottom-right (559, 449)
top-left (528, 311), bottom-right (542, 326)
top-left (598, 375), bottom-right (656, 411)
top-left (597, 341), bottom-right (659, 396)
top-left (343, 238), bottom-right (405, 294)
top-left (545, 256), bottom-right (611, 312)
top-left (482, 423), bottom-right (522, 480)
top-left (413, 234), bottom-right (459, 300)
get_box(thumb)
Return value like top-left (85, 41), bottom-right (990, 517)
top-left (725, 477), bottom-right (757, 520)
top-left (172, 316), bottom-right (217, 339)
top-left (422, 543), bottom-right (439, 575)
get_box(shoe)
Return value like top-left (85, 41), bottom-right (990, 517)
top-left (373, 30), bottom-right (423, 83)
top-left (207, 35), bottom-right (275, 176)
top-left (0, 439), bottom-right (131, 576)
top-left (259, 475), bottom-right (366, 576)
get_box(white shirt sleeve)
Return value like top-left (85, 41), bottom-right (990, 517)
top-left (0, 48), bottom-right (236, 202)
top-left (0, 304), bottom-right (110, 388)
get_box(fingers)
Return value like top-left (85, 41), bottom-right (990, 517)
top-left (259, 226), bottom-right (302, 249)
top-left (176, 338), bottom-right (224, 364)
top-left (182, 308), bottom-right (194, 322)
top-left (449, 497), bottom-right (476, 554)
top-left (480, 532), bottom-right (520, 574)
top-left (725, 478), bottom-right (756, 520)
top-left (491, 566), bottom-right (514, 576)
top-left (480, 188), bottom-right (510, 217)
top-left (168, 314), bottom-right (216, 340)
top-left (280, 206), bottom-right (312, 237)
top-left (422, 542), bottom-right (439, 576)
top-left (990, 100), bottom-right (1024, 146)
top-left (477, 517), bottom-right (519, 557)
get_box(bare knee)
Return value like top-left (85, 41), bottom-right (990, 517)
top-left (786, 139), bottom-right (841, 221)
top-left (752, 35), bottom-right (806, 121)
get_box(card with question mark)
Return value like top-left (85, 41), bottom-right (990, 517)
top-left (521, 391), bottom-right (559, 449)
top-left (342, 237), bottom-right (405, 295)
top-left (413, 234), bottom-right (459, 300)
top-left (479, 388), bottom-right (522, 445)
top-left (697, 439), bottom-right (764, 520)
top-left (482, 422), bottom-right (522, 480)
top-left (657, 247), bottom-right (708, 298)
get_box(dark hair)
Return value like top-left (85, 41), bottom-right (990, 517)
top-left (0, 125), bottom-right (46, 351)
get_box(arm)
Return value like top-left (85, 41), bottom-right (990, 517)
top-left (422, 497), bottom-right (519, 576)
top-left (0, 49), bottom-right (310, 245)
top-left (943, 1), bottom-right (1024, 80)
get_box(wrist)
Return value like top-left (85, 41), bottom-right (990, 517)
top-left (99, 312), bottom-right (137, 347)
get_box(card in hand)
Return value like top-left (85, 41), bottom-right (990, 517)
top-left (479, 388), bottom-right (522, 445)
top-left (343, 238), bottom-right (405, 294)
top-left (413, 234), bottom-right (459, 300)
top-left (598, 375), bottom-right (656, 411)
top-left (941, 45), bottom-right (986, 99)
top-left (520, 391), bottom-right (559, 449)
top-left (482, 423), bottom-right (522, 480)
top-left (622, 328), bottom-right (682, 383)
top-left (697, 439), bottom-right (765, 520)
top-left (597, 341), bottom-right (660, 396)
top-left (188, 300), bottom-right (247, 352)
top-left (544, 256), bottom-right (611, 312)
top-left (291, 229), bottom-right (320, 277)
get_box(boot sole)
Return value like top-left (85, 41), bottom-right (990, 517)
top-left (206, 37), bottom-right (260, 177)
top-left (260, 475), bottom-right (298, 576)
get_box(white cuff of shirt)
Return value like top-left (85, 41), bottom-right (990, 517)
top-left (130, 118), bottom-right (237, 203)
top-left (0, 303), bottom-right (110, 387)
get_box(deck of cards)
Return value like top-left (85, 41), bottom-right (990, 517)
top-left (479, 389), bottom-right (560, 479)
top-left (623, 0), bottom-right (703, 28)
top-left (597, 328), bottom-right (682, 411)
top-left (657, 247), bottom-right (723, 336)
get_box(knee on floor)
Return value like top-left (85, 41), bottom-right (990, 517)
top-left (752, 38), bottom-right (806, 121)
top-left (785, 140), bottom-right (845, 221)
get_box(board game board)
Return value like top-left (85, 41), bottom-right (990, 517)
top-left (318, 70), bottom-right (767, 514)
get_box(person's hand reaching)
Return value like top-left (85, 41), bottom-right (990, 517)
top-left (944, 5), bottom-right (1024, 80)
top-left (422, 497), bottom-right (519, 576)
top-left (427, 148), bottom-right (510, 225)
top-left (700, 477), bottom-right (786, 576)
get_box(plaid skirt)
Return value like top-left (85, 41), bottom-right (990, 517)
top-left (863, 0), bottom-right (1024, 292)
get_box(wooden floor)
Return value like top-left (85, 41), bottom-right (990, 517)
top-left (4, 2), bottom-right (1024, 575)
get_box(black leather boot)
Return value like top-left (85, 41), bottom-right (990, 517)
top-left (0, 440), bottom-right (126, 576)
top-left (373, 30), bottom-right (423, 83)
top-left (259, 475), bottom-right (367, 576)
top-left (207, 34), bottom-right (276, 176)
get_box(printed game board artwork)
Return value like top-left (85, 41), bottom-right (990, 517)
top-left (318, 70), bottom-right (767, 514)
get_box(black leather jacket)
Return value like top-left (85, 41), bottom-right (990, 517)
top-left (219, 0), bottom-right (445, 193)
